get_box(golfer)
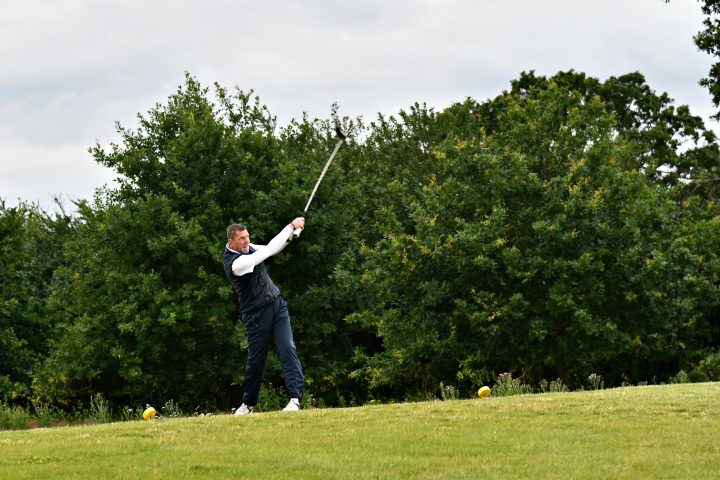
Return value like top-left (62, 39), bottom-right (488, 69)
top-left (223, 218), bottom-right (305, 415)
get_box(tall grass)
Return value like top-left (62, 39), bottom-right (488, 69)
top-left (89, 393), bottom-right (112, 424)
top-left (0, 402), bottom-right (30, 430)
top-left (491, 372), bottom-right (533, 396)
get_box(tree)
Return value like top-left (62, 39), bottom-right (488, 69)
top-left (337, 72), bottom-right (720, 396)
top-left (695, 0), bottom-right (720, 119)
top-left (0, 200), bottom-right (72, 402)
top-left (442, 69), bottom-right (720, 198)
top-left (35, 76), bottom-right (370, 408)
top-left (686, 0), bottom-right (720, 199)
top-left (36, 76), bottom-right (277, 407)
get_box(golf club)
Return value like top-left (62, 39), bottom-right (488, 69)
top-left (292, 125), bottom-right (347, 238)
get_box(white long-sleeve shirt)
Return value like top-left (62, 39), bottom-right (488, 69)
top-left (228, 225), bottom-right (294, 277)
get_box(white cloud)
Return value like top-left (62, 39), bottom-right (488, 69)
top-left (0, 0), bottom-right (715, 210)
top-left (0, 141), bottom-right (117, 208)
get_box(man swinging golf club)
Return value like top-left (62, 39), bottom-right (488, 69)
top-left (224, 125), bottom-right (346, 415)
top-left (224, 217), bottom-right (306, 414)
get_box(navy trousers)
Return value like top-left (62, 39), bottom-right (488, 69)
top-left (241, 295), bottom-right (304, 406)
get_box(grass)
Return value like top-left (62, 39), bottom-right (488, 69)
top-left (1, 382), bottom-right (719, 479)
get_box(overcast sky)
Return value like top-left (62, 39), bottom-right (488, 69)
top-left (0, 0), bottom-right (713, 211)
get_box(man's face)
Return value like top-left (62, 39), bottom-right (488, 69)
top-left (229, 229), bottom-right (251, 253)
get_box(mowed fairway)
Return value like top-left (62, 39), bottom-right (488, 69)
top-left (1, 383), bottom-right (719, 479)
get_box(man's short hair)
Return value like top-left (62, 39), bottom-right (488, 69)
top-left (227, 223), bottom-right (247, 240)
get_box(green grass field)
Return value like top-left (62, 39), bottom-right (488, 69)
top-left (1, 383), bottom-right (719, 479)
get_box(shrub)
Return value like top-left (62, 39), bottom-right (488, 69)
top-left (587, 373), bottom-right (605, 390)
top-left (89, 393), bottom-right (112, 424)
top-left (492, 373), bottom-right (532, 397)
top-left (439, 382), bottom-right (459, 401)
top-left (32, 401), bottom-right (57, 428)
top-left (254, 383), bottom-right (286, 412)
top-left (690, 351), bottom-right (720, 381)
top-left (539, 378), bottom-right (570, 393)
top-left (161, 399), bottom-right (183, 418)
top-left (0, 403), bottom-right (30, 430)
top-left (669, 370), bottom-right (690, 384)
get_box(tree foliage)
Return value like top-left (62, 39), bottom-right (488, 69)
top-left (690, 0), bottom-right (720, 199)
top-left (0, 201), bottom-right (71, 401)
top-left (696, 0), bottom-right (720, 120)
top-left (337, 73), bottom-right (720, 395)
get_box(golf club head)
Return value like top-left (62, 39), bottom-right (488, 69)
top-left (335, 125), bottom-right (347, 141)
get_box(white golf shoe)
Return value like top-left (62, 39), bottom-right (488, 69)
top-left (282, 398), bottom-right (300, 412)
top-left (234, 403), bottom-right (253, 416)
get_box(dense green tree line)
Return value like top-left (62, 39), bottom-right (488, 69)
top-left (0, 200), bottom-right (72, 401)
top-left (338, 73), bottom-right (720, 396)
top-left (2, 68), bottom-right (719, 409)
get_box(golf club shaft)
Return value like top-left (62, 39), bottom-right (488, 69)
top-left (304, 138), bottom-right (344, 212)
top-left (293, 135), bottom-right (345, 238)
